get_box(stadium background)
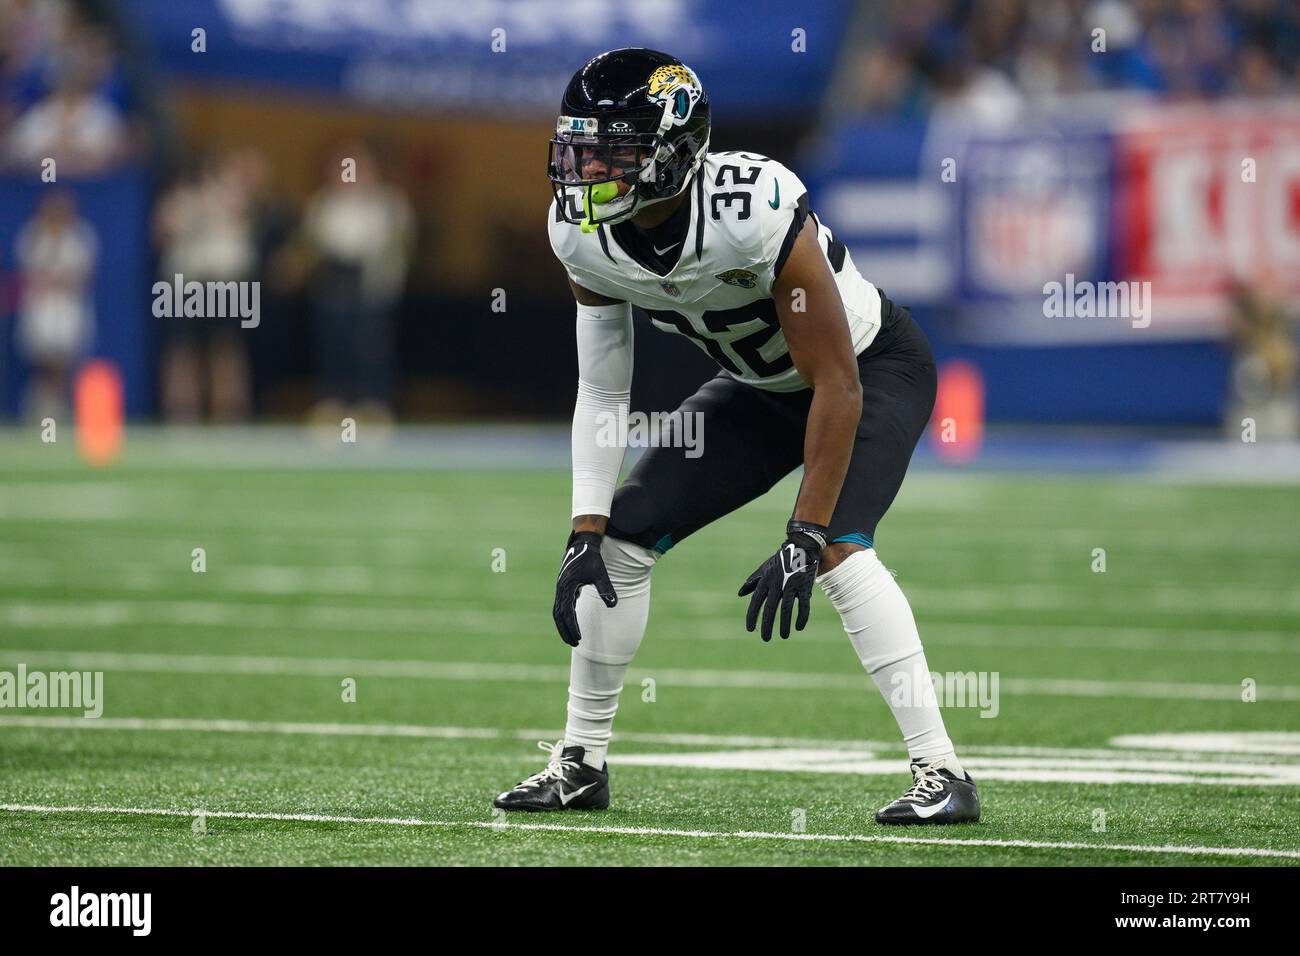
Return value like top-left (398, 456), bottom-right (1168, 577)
top-left (3, 0), bottom-right (1297, 434)
top-left (0, 0), bottom-right (1298, 868)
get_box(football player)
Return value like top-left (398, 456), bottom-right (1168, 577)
top-left (495, 49), bottom-right (979, 825)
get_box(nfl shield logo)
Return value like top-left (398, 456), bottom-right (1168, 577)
top-left (660, 281), bottom-right (681, 297)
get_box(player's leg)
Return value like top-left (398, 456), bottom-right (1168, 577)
top-left (814, 303), bottom-right (979, 823)
top-left (496, 372), bottom-right (804, 811)
top-left (493, 534), bottom-right (651, 811)
top-left (563, 372), bottom-right (806, 764)
top-left (561, 533), bottom-right (657, 770)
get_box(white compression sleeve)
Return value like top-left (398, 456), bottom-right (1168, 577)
top-left (819, 549), bottom-right (959, 765)
top-left (564, 535), bottom-right (658, 767)
top-left (571, 301), bottom-right (633, 518)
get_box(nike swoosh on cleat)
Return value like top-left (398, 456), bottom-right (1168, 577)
top-left (558, 781), bottom-right (599, 806)
top-left (910, 794), bottom-right (954, 819)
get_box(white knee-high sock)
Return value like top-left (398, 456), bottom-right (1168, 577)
top-left (563, 536), bottom-right (657, 768)
top-left (818, 549), bottom-right (963, 773)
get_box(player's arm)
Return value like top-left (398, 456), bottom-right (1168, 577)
top-left (553, 279), bottom-right (632, 646)
top-left (569, 279), bottom-right (624, 537)
top-left (738, 225), bottom-right (862, 641)
top-left (774, 225), bottom-right (862, 525)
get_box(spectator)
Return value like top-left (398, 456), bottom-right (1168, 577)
top-left (153, 151), bottom-right (256, 421)
top-left (301, 140), bottom-right (413, 422)
top-left (14, 189), bottom-right (96, 420)
top-left (6, 67), bottom-right (127, 174)
top-left (2, 4), bottom-right (132, 174)
top-left (0, 0), bottom-right (74, 119)
top-left (1225, 273), bottom-right (1298, 441)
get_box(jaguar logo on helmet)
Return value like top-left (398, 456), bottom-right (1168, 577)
top-left (647, 64), bottom-right (703, 126)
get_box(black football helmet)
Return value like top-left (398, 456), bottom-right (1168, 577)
top-left (549, 48), bottom-right (710, 232)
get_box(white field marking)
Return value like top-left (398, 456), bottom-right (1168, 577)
top-left (1111, 732), bottom-right (1300, 756)
top-left (672, 582), bottom-right (1300, 616)
top-left (0, 469), bottom-right (1279, 525)
top-left (0, 474), bottom-right (1222, 523)
top-left (8, 716), bottom-right (1295, 768)
top-left (0, 803), bottom-right (1296, 860)
top-left (0, 715), bottom-right (893, 751)
top-left (612, 748), bottom-right (1300, 787)
top-left (914, 623), bottom-right (1298, 655)
top-left (4, 559), bottom-right (1297, 613)
top-left (8, 531), bottom-right (1298, 571)
top-left (2, 647), bottom-right (1295, 701)
top-left (1, 599), bottom-right (1295, 659)
top-left (896, 584), bottom-right (1300, 615)
top-left (0, 534), bottom-right (445, 561)
top-left (5, 529), bottom-right (1296, 572)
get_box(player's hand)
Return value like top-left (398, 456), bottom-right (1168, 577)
top-left (738, 522), bottom-right (827, 641)
top-left (552, 530), bottom-right (618, 647)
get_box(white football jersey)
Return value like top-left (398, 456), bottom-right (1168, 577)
top-left (548, 151), bottom-right (882, 392)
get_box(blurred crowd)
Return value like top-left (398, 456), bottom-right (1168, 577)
top-left (151, 142), bottom-right (414, 424)
top-left (0, 0), bottom-right (164, 175)
top-left (1, 1), bottom-right (416, 423)
top-left (846, 0), bottom-right (1299, 120)
top-left (0, 0), bottom-right (1296, 431)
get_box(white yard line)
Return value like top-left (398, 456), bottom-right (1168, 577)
top-left (1, 646), bottom-right (1295, 701)
top-left (0, 802), bottom-right (1295, 860)
top-left (3, 568), bottom-right (1297, 613)
top-left (3, 716), bottom-right (1295, 766)
top-left (0, 715), bottom-right (899, 749)
top-left (612, 748), bottom-right (1300, 786)
top-left (1, 600), bottom-right (1294, 657)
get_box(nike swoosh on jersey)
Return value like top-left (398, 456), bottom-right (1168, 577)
top-left (910, 794), bottom-right (954, 818)
top-left (653, 241), bottom-right (681, 255)
top-left (768, 180), bottom-right (780, 209)
top-left (558, 781), bottom-right (599, 805)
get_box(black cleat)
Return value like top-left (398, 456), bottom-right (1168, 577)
top-left (875, 757), bottom-right (980, 825)
top-left (494, 741), bottom-right (610, 812)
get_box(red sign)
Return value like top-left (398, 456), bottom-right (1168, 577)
top-left (1115, 103), bottom-right (1300, 330)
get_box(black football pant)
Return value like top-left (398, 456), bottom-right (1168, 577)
top-left (605, 295), bottom-right (937, 555)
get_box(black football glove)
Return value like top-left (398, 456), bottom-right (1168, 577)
top-left (552, 530), bottom-right (618, 647)
top-left (738, 521), bottom-right (828, 642)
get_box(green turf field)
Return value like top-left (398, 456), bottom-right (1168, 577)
top-left (1, 432), bottom-right (1298, 865)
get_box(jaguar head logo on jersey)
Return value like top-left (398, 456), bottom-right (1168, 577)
top-left (549, 48), bottom-right (710, 232)
top-left (715, 269), bottom-right (758, 289)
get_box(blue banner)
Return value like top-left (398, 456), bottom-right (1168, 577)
top-left (800, 120), bottom-right (951, 307)
top-left (937, 118), bottom-right (1119, 343)
top-left (804, 115), bottom-right (1228, 424)
top-left (122, 0), bottom-right (850, 117)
